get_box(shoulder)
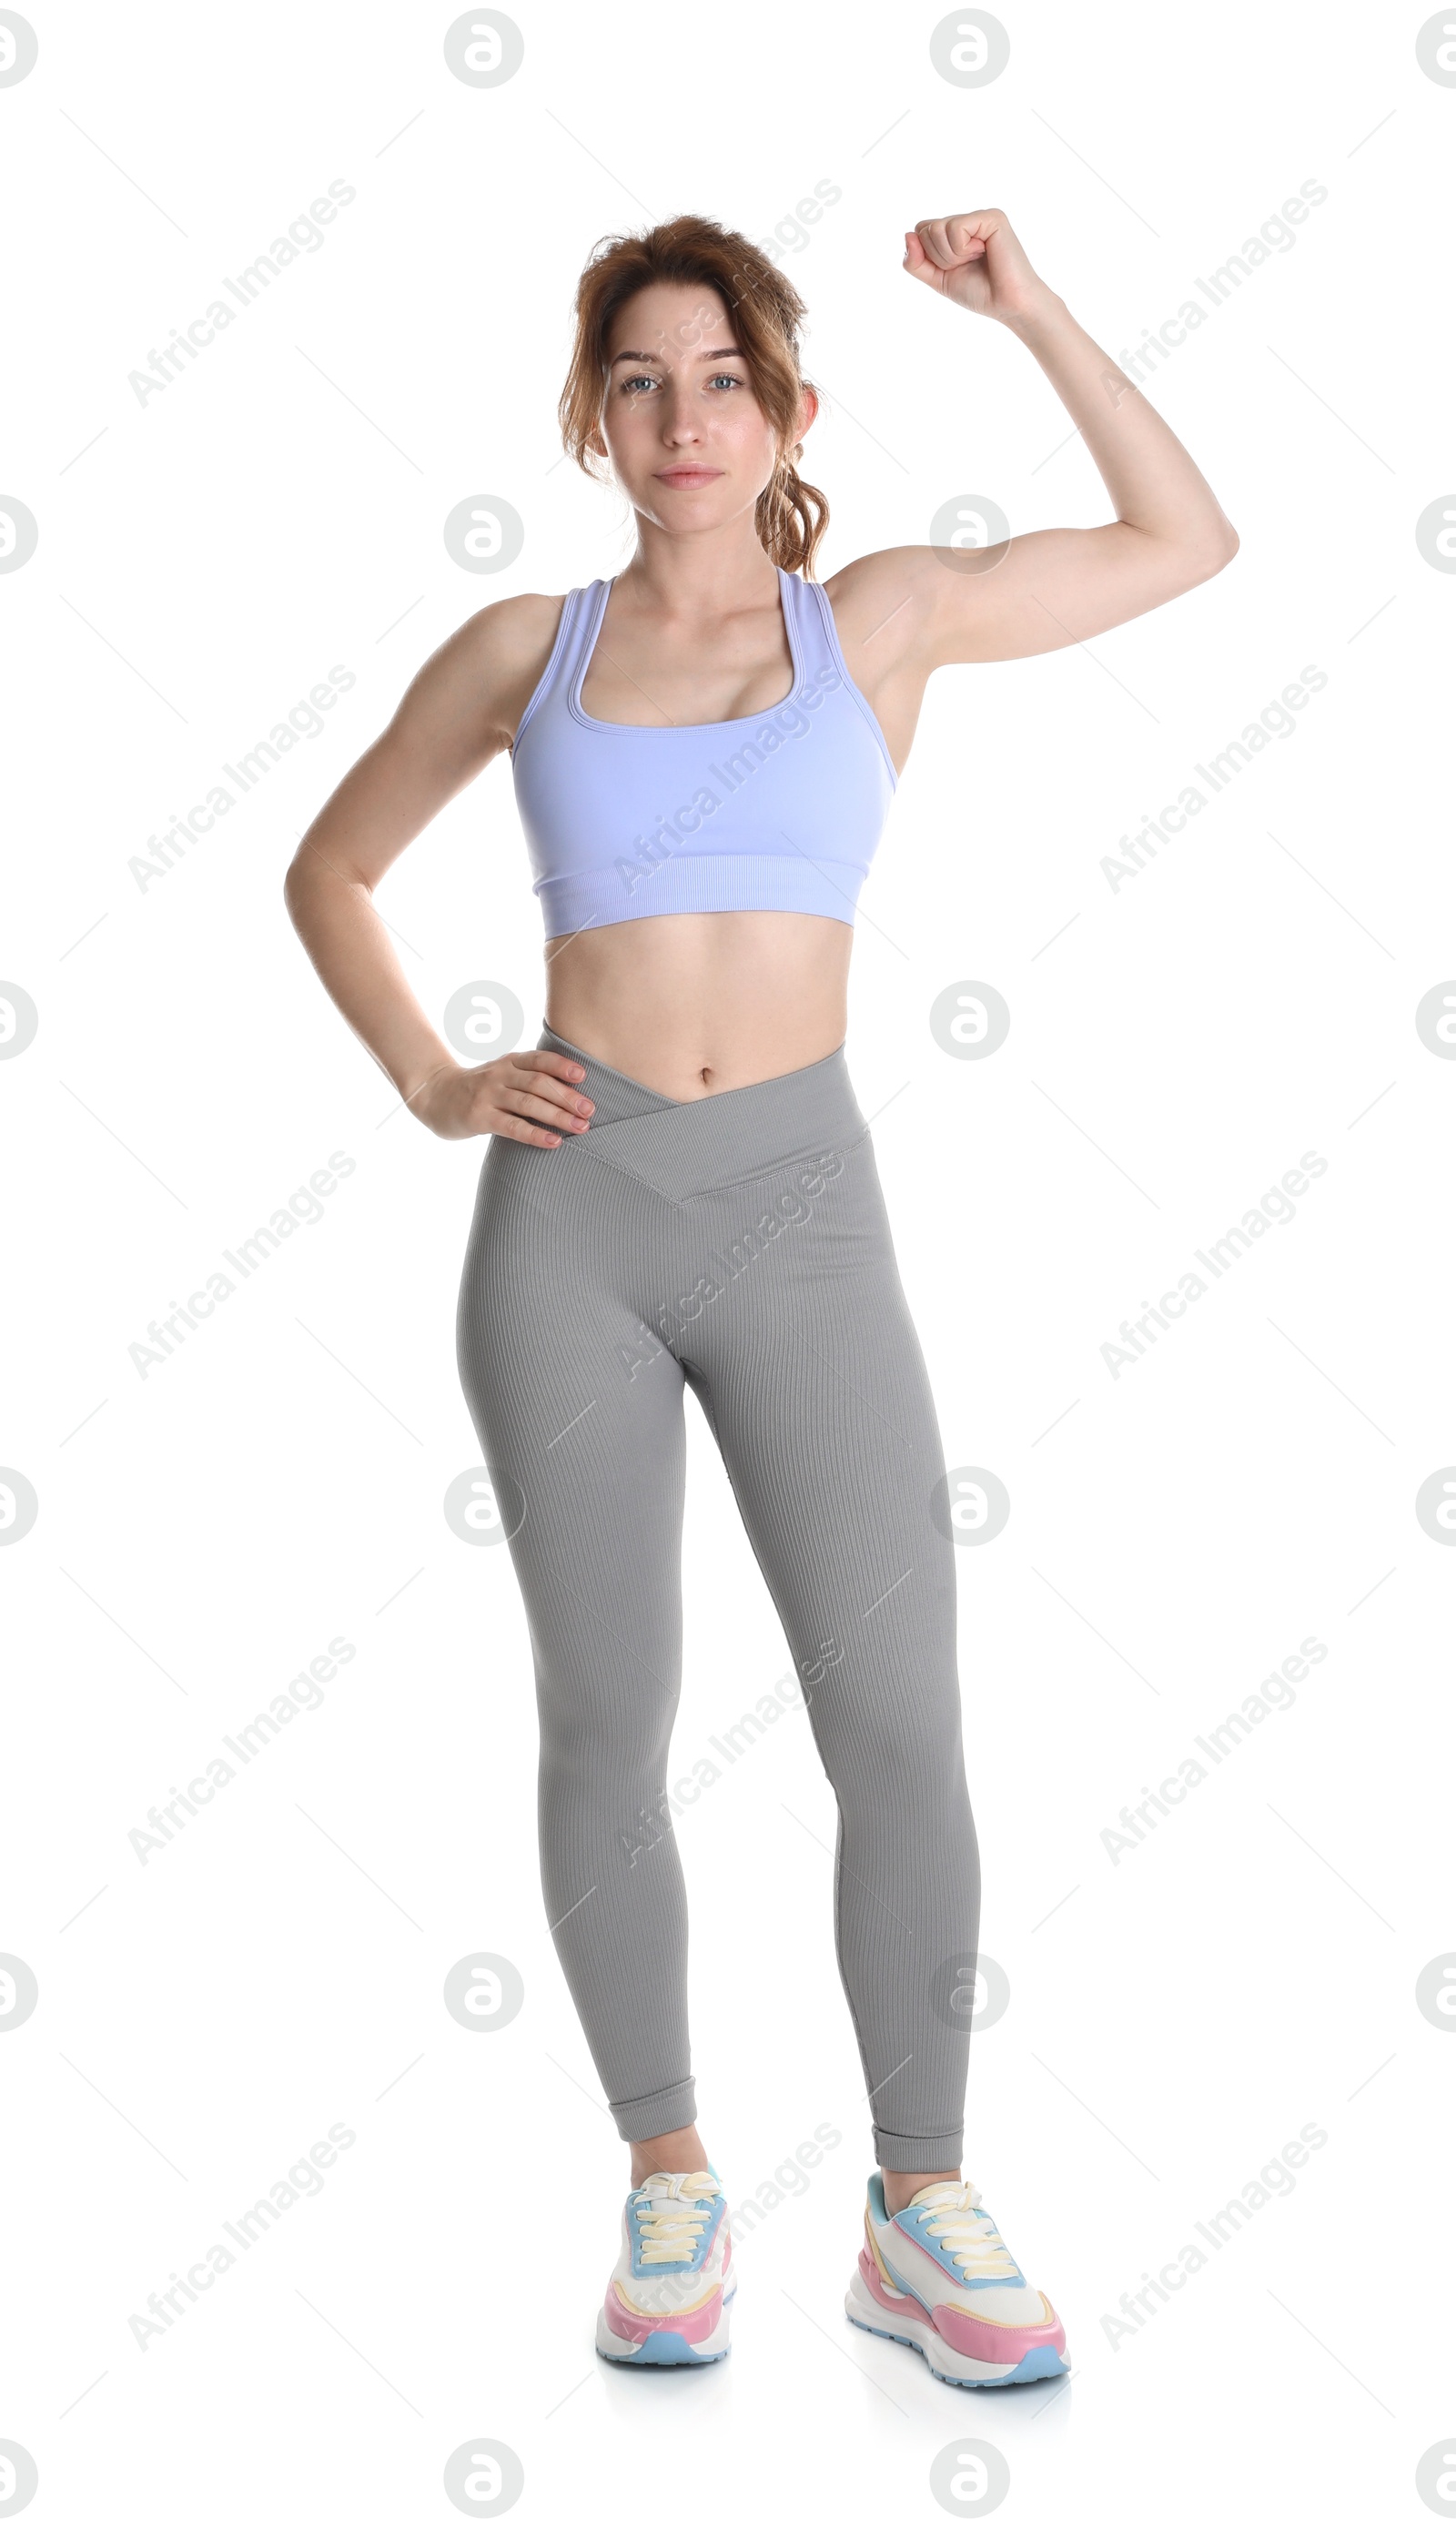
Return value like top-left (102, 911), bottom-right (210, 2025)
top-left (396, 590), bottom-right (574, 753)
top-left (451, 589), bottom-right (571, 684)
top-left (461, 591), bottom-right (575, 745)
top-left (817, 546), bottom-right (946, 660)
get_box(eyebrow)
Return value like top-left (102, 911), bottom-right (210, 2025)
top-left (607, 345), bottom-right (745, 367)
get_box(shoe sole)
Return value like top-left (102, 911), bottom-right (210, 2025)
top-left (595, 2287), bottom-right (735, 2368)
top-left (844, 2269), bottom-right (1068, 2389)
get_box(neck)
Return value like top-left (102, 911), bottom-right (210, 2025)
top-left (617, 517), bottom-right (781, 614)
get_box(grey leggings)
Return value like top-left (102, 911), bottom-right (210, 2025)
top-left (456, 1026), bottom-right (979, 2170)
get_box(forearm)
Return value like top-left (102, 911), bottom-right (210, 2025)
top-left (1003, 288), bottom-right (1237, 554)
top-left (284, 841), bottom-right (455, 1108)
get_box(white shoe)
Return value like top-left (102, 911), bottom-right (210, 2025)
top-left (596, 2169), bottom-right (734, 2367)
top-left (846, 2174), bottom-right (1068, 2387)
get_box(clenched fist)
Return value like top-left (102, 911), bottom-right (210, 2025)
top-left (903, 209), bottom-right (1052, 326)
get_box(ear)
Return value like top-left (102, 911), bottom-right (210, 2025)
top-left (796, 382), bottom-right (820, 443)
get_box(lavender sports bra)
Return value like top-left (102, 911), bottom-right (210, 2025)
top-left (510, 565), bottom-right (898, 938)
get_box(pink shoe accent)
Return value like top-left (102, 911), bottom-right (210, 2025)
top-left (603, 2280), bottom-right (725, 2345)
top-left (859, 2246), bottom-right (915, 2307)
top-left (855, 2250), bottom-right (1067, 2367)
top-left (931, 2297), bottom-right (1067, 2363)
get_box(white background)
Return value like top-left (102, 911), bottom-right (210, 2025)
top-left (3, 1), bottom-right (1454, 2521)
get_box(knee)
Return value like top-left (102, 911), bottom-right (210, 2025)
top-left (537, 1698), bottom-right (675, 1794)
top-left (815, 1679), bottom-right (966, 1804)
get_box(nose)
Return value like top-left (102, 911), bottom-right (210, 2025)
top-left (655, 377), bottom-right (706, 444)
top-left (661, 409), bottom-right (703, 447)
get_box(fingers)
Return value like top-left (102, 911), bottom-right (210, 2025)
top-left (495, 1057), bottom-right (596, 1117)
top-left (485, 1055), bottom-right (596, 1150)
top-left (500, 1086), bottom-right (592, 1134)
top-left (515, 1048), bottom-right (589, 1085)
top-left (907, 213), bottom-right (993, 268)
top-left (492, 1112), bottom-right (568, 1149)
top-left (915, 218), bottom-right (956, 268)
top-left (470, 1047), bottom-right (600, 1149)
top-left (903, 228), bottom-right (948, 290)
top-left (504, 1052), bottom-right (595, 1118)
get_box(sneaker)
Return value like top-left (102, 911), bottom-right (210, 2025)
top-left (845, 2174), bottom-right (1068, 2387)
top-left (596, 2168), bottom-right (734, 2367)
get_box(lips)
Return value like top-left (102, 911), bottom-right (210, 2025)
top-left (656, 469), bottom-right (721, 486)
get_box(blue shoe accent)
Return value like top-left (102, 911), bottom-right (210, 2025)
top-left (1002, 2344), bottom-right (1069, 2383)
top-left (599, 2329), bottom-right (729, 2367)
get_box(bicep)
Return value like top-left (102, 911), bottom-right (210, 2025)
top-left (919, 521), bottom-right (1235, 665)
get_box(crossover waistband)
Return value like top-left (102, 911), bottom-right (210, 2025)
top-left (537, 1024), bottom-right (869, 1203)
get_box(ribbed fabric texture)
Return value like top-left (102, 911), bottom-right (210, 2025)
top-left (456, 1029), bottom-right (980, 2168)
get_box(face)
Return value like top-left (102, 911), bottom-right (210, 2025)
top-left (590, 281), bottom-right (815, 536)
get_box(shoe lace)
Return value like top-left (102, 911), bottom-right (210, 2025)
top-left (633, 2170), bottom-right (718, 2263)
top-left (917, 2181), bottom-right (1019, 2280)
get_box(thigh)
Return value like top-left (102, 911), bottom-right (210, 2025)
top-left (684, 1132), bottom-right (961, 1761)
top-left (457, 1137), bottom-right (690, 1737)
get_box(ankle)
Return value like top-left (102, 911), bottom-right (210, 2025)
top-left (629, 2123), bottom-right (709, 2187)
top-left (881, 2166), bottom-right (960, 2215)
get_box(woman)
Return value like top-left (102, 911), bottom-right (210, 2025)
top-left (285, 207), bottom-right (1237, 2390)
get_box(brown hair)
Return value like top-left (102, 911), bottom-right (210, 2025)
top-left (558, 214), bottom-right (829, 578)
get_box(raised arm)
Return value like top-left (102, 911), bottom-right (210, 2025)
top-left (825, 207), bottom-right (1239, 683)
top-left (282, 596), bottom-right (596, 1148)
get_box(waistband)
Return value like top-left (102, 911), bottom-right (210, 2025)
top-left (537, 1025), bottom-right (868, 1204)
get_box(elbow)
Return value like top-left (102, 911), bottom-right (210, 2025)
top-left (1197, 521), bottom-right (1239, 578)
top-left (1169, 525), bottom-right (1238, 594)
top-left (282, 843), bottom-right (328, 935)
top-left (284, 834), bottom-right (373, 927)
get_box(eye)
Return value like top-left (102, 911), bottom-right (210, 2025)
top-left (707, 372), bottom-right (743, 389)
top-left (620, 372), bottom-right (659, 395)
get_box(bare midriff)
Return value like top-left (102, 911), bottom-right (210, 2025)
top-left (543, 908), bottom-right (854, 1099)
